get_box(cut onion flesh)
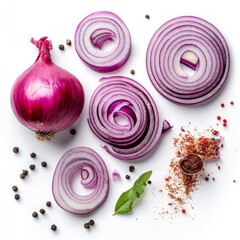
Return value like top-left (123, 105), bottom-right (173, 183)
top-left (146, 16), bottom-right (230, 105)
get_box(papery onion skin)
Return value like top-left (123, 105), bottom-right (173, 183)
top-left (146, 16), bottom-right (230, 105)
top-left (11, 37), bottom-right (84, 140)
top-left (88, 76), bottom-right (171, 160)
top-left (75, 11), bottom-right (131, 72)
top-left (52, 147), bottom-right (109, 215)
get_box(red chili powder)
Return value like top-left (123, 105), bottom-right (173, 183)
top-left (163, 130), bottom-right (221, 214)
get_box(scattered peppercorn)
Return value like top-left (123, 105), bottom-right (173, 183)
top-left (147, 180), bottom-right (152, 184)
top-left (130, 69), bottom-right (135, 75)
top-left (14, 194), bottom-right (20, 200)
top-left (125, 174), bottom-right (130, 180)
top-left (204, 176), bottom-right (209, 181)
top-left (30, 152), bottom-right (36, 158)
top-left (217, 116), bottom-right (221, 120)
top-left (181, 209), bottom-right (186, 214)
top-left (46, 201), bottom-right (51, 207)
top-left (129, 165), bottom-right (135, 172)
top-left (20, 173), bottom-right (25, 179)
top-left (233, 180), bottom-right (236, 183)
top-left (59, 44), bottom-right (64, 50)
top-left (84, 222), bottom-right (90, 229)
top-left (212, 177), bottom-right (215, 181)
top-left (22, 170), bottom-right (28, 176)
top-left (13, 146), bottom-right (19, 153)
top-left (70, 129), bottom-right (77, 135)
top-left (39, 208), bottom-right (45, 214)
top-left (145, 14), bottom-right (150, 19)
top-left (51, 224), bottom-right (57, 231)
top-left (89, 219), bottom-right (95, 225)
top-left (230, 101), bottom-right (234, 105)
top-left (220, 103), bottom-right (224, 107)
top-left (32, 212), bottom-right (38, 218)
top-left (41, 161), bottom-right (47, 167)
top-left (66, 39), bottom-right (71, 46)
top-left (29, 164), bottom-right (36, 170)
top-left (12, 186), bottom-right (18, 192)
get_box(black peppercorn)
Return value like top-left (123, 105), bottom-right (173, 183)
top-left (205, 176), bottom-right (209, 181)
top-left (66, 39), bottom-right (71, 46)
top-left (129, 165), bottom-right (135, 172)
top-left (59, 44), bottom-right (64, 50)
top-left (14, 194), bottom-right (20, 200)
top-left (125, 174), bottom-right (130, 180)
top-left (70, 129), bottom-right (77, 135)
top-left (84, 222), bottom-right (90, 229)
top-left (30, 152), bottom-right (36, 158)
top-left (89, 219), bottom-right (94, 225)
top-left (13, 146), bottom-right (19, 153)
top-left (39, 208), bottom-right (45, 214)
top-left (12, 185), bottom-right (18, 192)
top-left (32, 211), bottom-right (38, 218)
top-left (41, 161), bottom-right (47, 167)
top-left (51, 224), bottom-right (57, 231)
top-left (46, 201), bottom-right (51, 207)
top-left (145, 14), bottom-right (150, 19)
top-left (29, 164), bottom-right (36, 170)
top-left (22, 170), bottom-right (28, 176)
top-left (130, 69), bottom-right (135, 75)
top-left (147, 180), bottom-right (152, 184)
top-left (20, 173), bottom-right (25, 179)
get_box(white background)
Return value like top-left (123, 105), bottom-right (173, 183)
top-left (0, 0), bottom-right (240, 239)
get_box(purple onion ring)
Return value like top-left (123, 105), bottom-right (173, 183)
top-left (75, 11), bottom-right (131, 72)
top-left (52, 147), bottom-right (109, 215)
top-left (88, 76), bottom-right (171, 160)
top-left (146, 16), bottom-right (230, 105)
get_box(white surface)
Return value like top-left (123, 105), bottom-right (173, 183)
top-left (0, 0), bottom-right (240, 239)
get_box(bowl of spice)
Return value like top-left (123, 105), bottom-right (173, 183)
top-left (179, 153), bottom-right (204, 176)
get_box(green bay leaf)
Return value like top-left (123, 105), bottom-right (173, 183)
top-left (113, 170), bottom-right (152, 215)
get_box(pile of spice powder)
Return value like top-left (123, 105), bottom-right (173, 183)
top-left (163, 129), bottom-right (222, 214)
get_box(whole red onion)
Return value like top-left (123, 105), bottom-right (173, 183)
top-left (11, 37), bottom-right (85, 140)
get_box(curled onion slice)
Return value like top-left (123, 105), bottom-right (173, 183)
top-left (88, 76), bottom-right (171, 160)
top-left (146, 16), bottom-right (230, 105)
top-left (75, 11), bottom-right (131, 72)
top-left (52, 147), bottom-right (109, 215)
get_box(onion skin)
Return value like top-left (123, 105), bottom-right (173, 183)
top-left (88, 76), bottom-right (171, 160)
top-left (146, 16), bottom-right (230, 105)
top-left (52, 147), bottom-right (109, 215)
top-left (11, 37), bottom-right (84, 140)
top-left (75, 11), bottom-right (131, 72)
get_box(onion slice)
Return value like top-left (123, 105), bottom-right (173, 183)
top-left (75, 11), bottom-right (131, 72)
top-left (146, 16), bottom-right (230, 105)
top-left (88, 76), bottom-right (171, 160)
top-left (52, 147), bottom-right (109, 215)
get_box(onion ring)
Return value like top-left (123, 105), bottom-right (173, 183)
top-left (88, 76), bottom-right (171, 160)
top-left (146, 16), bottom-right (230, 105)
top-left (75, 11), bottom-right (131, 72)
top-left (52, 147), bottom-right (109, 215)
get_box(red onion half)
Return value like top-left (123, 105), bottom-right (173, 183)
top-left (88, 76), bottom-right (171, 160)
top-left (146, 16), bottom-right (230, 105)
top-left (75, 11), bottom-right (131, 72)
top-left (11, 37), bottom-right (84, 140)
top-left (52, 147), bottom-right (109, 215)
